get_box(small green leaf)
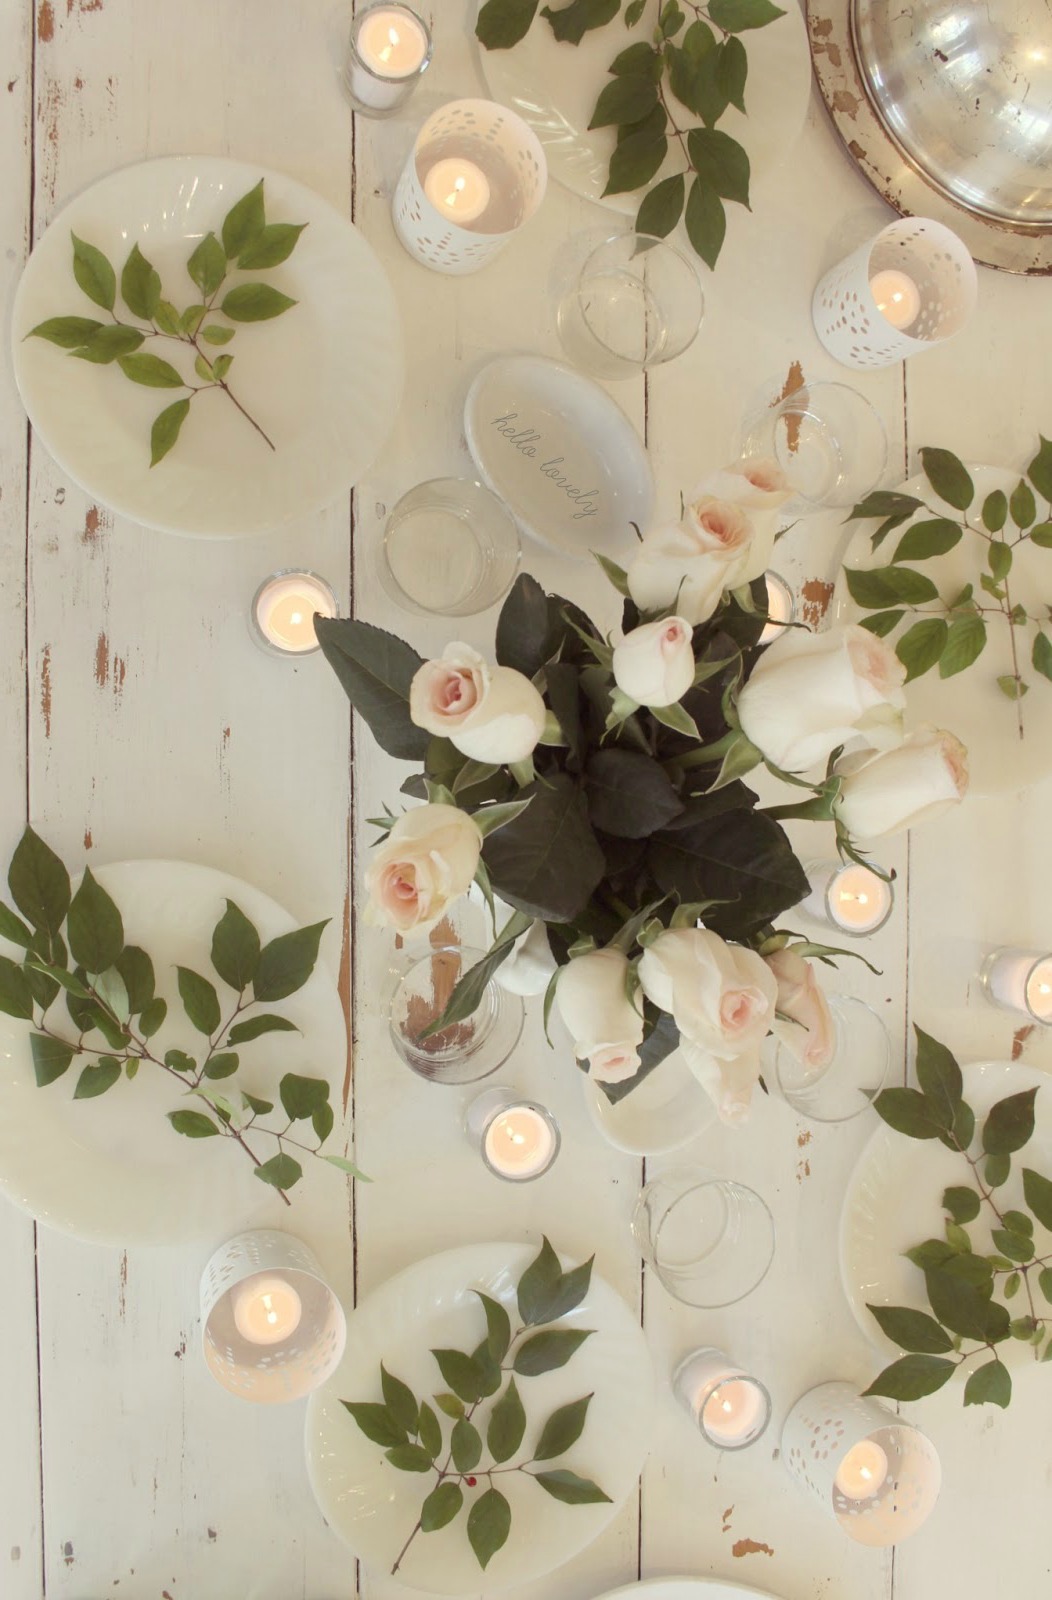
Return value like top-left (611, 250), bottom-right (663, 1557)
top-left (118, 352), bottom-right (186, 388)
top-left (893, 517), bottom-right (962, 563)
top-left (983, 1088), bottom-right (1039, 1155)
top-left (534, 1469), bottom-right (612, 1505)
top-left (873, 1086), bottom-right (943, 1140)
top-left (517, 1236), bottom-right (563, 1324)
top-left (487, 1376), bottom-right (527, 1463)
top-left (380, 1365), bottom-right (419, 1436)
top-left (164, 1049), bottom-right (196, 1073)
top-left (1032, 632), bottom-right (1052, 683)
top-left (940, 614), bottom-right (987, 678)
top-left (603, 124), bottom-right (668, 197)
top-left (982, 489), bottom-right (1008, 532)
top-left (321, 1153), bottom-right (370, 1180)
top-left (341, 1401), bottom-right (405, 1447)
top-left (589, 73), bottom-right (659, 128)
top-left (432, 1349), bottom-right (484, 1405)
top-left (920, 447), bottom-right (974, 510)
top-left (154, 300), bottom-right (181, 335)
top-left (991, 1228), bottom-right (1035, 1263)
top-left (451, 1416), bottom-right (483, 1472)
top-left (254, 1152), bottom-right (302, 1190)
top-left (181, 304), bottom-right (207, 336)
top-left (513, 1329), bottom-right (593, 1377)
top-left (963, 1359), bottom-right (1011, 1408)
top-left (945, 1221), bottom-right (971, 1252)
top-left (687, 127), bottom-right (750, 205)
top-left (625, 0), bottom-right (646, 20)
top-left (26, 316), bottom-right (105, 348)
top-left (167, 1108), bottom-right (219, 1138)
top-left (417, 1400), bottom-right (442, 1459)
top-left (67, 868), bottom-right (125, 975)
top-left (434, 1393), bottom-right (464, 1419)
top-left (708, 0), bottom-right (785, 28)
top-left (1010, 478), bottom-right (1037, 530)
top-left (200, 322), bottom-right (235, 345)
top-left (475, 1291), bottom-right (512, 1363)
top-left (896, 618), bottom-right (948, 682)
top-left (253, 921), bottom-right (327, 1002)
top-left (716, 33), bottom-right (748, 109)
top-left (221, 179), bottom-right (266, 259)
top-left (467, 1487), bottom-right (511, 1571)
top-left (0, 954), bottom-right (34, 1020)
top-left (312, 1100), bottom-right (334, 1142)
top-left (988, 540), bottom-right (1012, 581)
top-left (30, 1033), bottom-right (74, 1086)
top-left (997, 674), bottom-right (1028, 700)
top-left (186, 231), bottom-right (227, 297)
top-left (863, 1354), bottom-right (957, 1401)
top-left (684, 177), bottom-right (726, 269)
top-left (139, 996), bottom-right (168, 1037)
top-left (1003, 1209), bottom-right (1033, 1236)
top-left (71, 233), bottom-right (116, 310)
top-left (226, 1012), bottom-right (299, 1045)
top-left (927, 1268), bottom-right (1010, 1342)
top-left (1038, 1267), bottom-right (1052, 1304)
top-left (194, 353), bottom-right (214, 382)
top-left (942, 1186), bottom-right (981, 1224)
top-left (74, 1057), bottom-right (121, 1099)
top-left (120, 242), bottom-right (162, 319)
top-left (176, 966), bottom-right (221, 1035)
top-left (114, 945), bottom-right (155, 1014)
top-left (845, 565), bottom-right (939, 609)
top-left (1027, 435), bottom-right (1052, 502)
top-left (150, 398), bottom-right (191, 467)
top-left (385, 1442), bottom-right (434, 1472)
top-left (420, 1482), bottom-right (464, 1533)
top-left (210, 900), bottom-right (260, 991)
top-left (203, 1051), bottom-right (239, 1080)
top-left (8, 829), bottom-right (71, 938)
top-left (985, 1153), bottom-right (1011, 1187)
top-left (533, 1393), bottom-right (593, 1459)
top-left (221, 283), bottom-right (297, 322)
top-left (279, 1072), bottom-right (329, 1122)
top-left (905, 1239), bottom-right (956, 1271)
top-left (1021, 1167), bottom-right (1052, 1230)
top-left (859, 609), bottom-right (905, 638)
top-left (635, 172), bottom-right (686, 238)
top-left (1004, 1271), bottom-right (1021, 1300)
top-left (476, 0), bottom-right (540, 50)
top-left (69, 325), bottom-right (146, 364)
top-left (212, 353), bottom-right (233, 381)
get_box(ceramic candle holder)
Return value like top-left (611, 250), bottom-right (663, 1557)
top-left (200, 1230), bottom-right (346, 1403)
top-left (782, 1381), bottom-right (941, 1546)
top-left (465, 1086), bottom-right (561, 1182)
top-left (674, 1346), bottom-right (771, 1451)
top-left (801, 859), bottom-right (894, 938)
top-left (342, 2), bottom-right (432, 117)
top-left (979, 946), bottom-right (1052, 1024)
top-left (812, 217), bottom-right (978, 369)
top-left (392, 98), bottom-right (547, 275)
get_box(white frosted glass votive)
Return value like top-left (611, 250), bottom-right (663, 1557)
top-left (251, 570), bottom-right (338, 657)
top-left (674, 1346), bottom-right (771, 1450)
top-left (980, 947), bottom-right (1052, 1024)
top-left (465, 1086), bottom-right (560, 1182)
top-left (342, 3), bottom-right (431, 117)
top-left (802, 859), bottom-right (894, 938)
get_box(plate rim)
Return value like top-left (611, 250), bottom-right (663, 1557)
top-left (590, 1579), bottom-right (786, 1600)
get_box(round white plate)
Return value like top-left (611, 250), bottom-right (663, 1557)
top-left (591, 1580), bottom-right (783, 1600)
top-left (584, 1048), bottom-right (716, 1156)
top-left (839, 1060), bottom-right (1052, 1368)
top-left (832, 467), bottom-right (1052, 795)
top-left (12, 156), bottom-right (403, 536)
top-left (0, 860), bottom-right (347, 1245)
top-left (464, 356), bottom-right (653, 562)
top-left (476, 1), bottom-right (810, 228)
top-left (305, 1242), bottom-right (654, 1595)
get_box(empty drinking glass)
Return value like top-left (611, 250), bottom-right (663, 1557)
top-left (772, 995), bottom-right (891, 1123)
top-left (555, 232), bottom-right (705, 381)
top-left (739, 382), bottom-right (887, 509)
top-left (379, 478), bottom-right (521, 617)
top-left (631, 1168), bottom-right (775, 1307)
top-left (388, 944), bottom-right (524, 1084)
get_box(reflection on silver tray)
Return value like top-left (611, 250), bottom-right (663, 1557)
top-left (807, 0), bottom-right (1052, 276)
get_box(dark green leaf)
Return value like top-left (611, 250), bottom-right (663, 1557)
top-left (921, 447), bottom-right (974, 510)
top-left (226, 1012), bottom-right (299, 1045)
top-left (451, 1416), bottom-right (483, 1471)
top-left (434, 1393), bottom-right (464, 1419)
top-left (610, 41), bottom-right (662, 75)
top-left (279, 1072), bottom-right (329, 1121)
top-left (421, 1481), bottom-right (464, 1532)
top-left (533, 1393), bottom-right (593, 1459)
top-left (716, 34), bottom-right (748, 109)
top-left (312, 1100), bottom-right (334, 1142)
top-left (1010, 478), bottom-right (1036, 530)
top-left (120, 242), bottom-right (161, 318)
top-left (118, 352), bottom-right (185, 388)
top-left (67, 869), bottom-right (124, 974)
top-left (30, 1033), bottom-right (73, 1086)
top-left (0, 954), bottom-right (34, 1020)
top-left (254, 1152), bottom-right (303, 1189)
top-left (988, 540), bottom-right (1012, 581)
top-left (73, 1057), bottom-right (121, 1099)
top-left (71, 233), bottom-right (116, 310)
top-left (165, 1050), bottom-right (198, 1075)
top-left (926, 1269), bottom-right (1010, 1342)
top-left (1022, 1167), bottom-right (1052, 1231)
top-left (981, 489), bottom-right (1008, 532)
top-left (589, 73), bottom-right (658, 128)
top-left (660, 0), bottom-right (685, 36)
top-left (185, 231), bottom-right (227, 297)
top-left (176, 966), bottom-right (221, 1035)
top-left (513, 1329), bottom-right (593, 1377)
top-left (1027, 435), bottom-right (1052, 502)
top-left (963, 1360), bottom-right (1011, 1408)
top-left (221, 179), bottom-right (266, 258)
top-left (867, 1304), bottom-right (953, 1354)
top-left (913, 1026), bottom-right (963, 1122)
top-left (1039, 1267), bottom-right (1052, 1304)
top-left (942, 1185), bottom-right (980, 1224)
top-left (859, 609), bottom-right (905, 639)
top-left (237, 221), bottom-right (306, 269)
top-left (341, 1400), bottom-right (405, 1447)
top-left (635, 173), bottom-right (686, 238)
top-left (167, 1108), bottom-right (219, 1139)
top-left (873, 1086), bottom-right (944, 1140)
top-left (905, 1239), bottom-right (956, 1271)
top-left (475, 1291), bottom-right (512, 1363)
top-left (315, 617), bottom-right (428, 762)
top-left (686, 128), bottom-right (750, 205)
top-left (241, 1091), bottom-right (273, 1117)
top-left (432, 1349), bottom-right (484, 1404)
top-left (893, 517), bottom-right (962, 563)
top-left (940, 614), bottom-right (987, 678)
top-left (668, 25), bottom-right (723, 123)
top-left (385, 1443), bottom-right (433, 1472)
top-left (202, 1051), bottom-right (239, 1080)
top-left (417, 1400), bottom-right (442, 1459)
top-left (487, 1377), bottom-right (527, 1463)
top-left (114, 945), bottom-right (154, 1014)
top-left (850, 490), bottom-right (924, 520)
top-left (944, 1220), bottom-right (971, 1252)
top-left (625, 0), bottom-right (646, 20)
top-left (483, 774), bottom-right (605, 923)
top-left (845, 565), bottom-right (939, 608)
top-left (518, 1236), bottom-right (562, 1323)
top-left (896, 618), bottom-right (948, 682)
top-left (9, 829), bottom-right (71, 937)
top-left (983, 1088), bottom-right (1039, 1155)
top-left (466, 1487), bottom-right (511, 1571)
top-left (984, 1153), bottom-right (1010, 1187)
top-left (253, 920), bottom-right (327, 1002)
top-left (0, 902), bottom-right (33, 948)
top-left (27, 315), bottom-right (104, 348)
top-left (495, 573), bottom-right (551, 677)
top-left (150, 398), bottom-right (191, 467)
top-left (991, 1228), bottom-right (1034, 1262)
top-left (72, 327), bottom-right (148, 365)
top-left (603, 125), bottom-right (668, 196)
top-left (1028, 520), bottom-right (1052, 547)
top-left (684, 178), bottom-right (726, 268)
top-left (863, 1354), bottom-right (956, 1401)
top-left (708, 0), bottom-right (785, 28)
top-left (585, 749), bottom-right (683, 838)
top-left (476, 0), bottom-right (539, 47)
top-left (138, 996), bottom-right (167, 1037)
top-left (543, 1257), bottom-right (595, 1321)
top-left (211, 899), bottom-right (261, 991)
top-left (1004, 1271), bottom-right (1021, 1300)
top-left (541, 0), bottom-right (619, 43)
top-left (221, 283), bottom-right (297, 322)
top-left (648, 801), bottom-right (808, 942)
top-left (1033, 632), bottom-right (1052, 683)
top-left (534, 1469), bottom-right (612, 1504)
top-left (380, 1365), bottom-right (419, 1435)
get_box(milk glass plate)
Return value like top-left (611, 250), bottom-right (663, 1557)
top-left (305, 1242), bottom-right (654, 1595)
top-left (476, 0), bottom-right (810, 225)
top-left (12, 156), bottom-right (403, 536)
top-left (831, 467), bottom-right (1052, 796)
top-left (839, 1060), bottom-right (1052, 1371)
top-left (464, 355), bottom-right (653, 562)
top-left (0, 861), bottom-right (347, 1245)
top-left (591, 1580), bottom-right (784, 1600)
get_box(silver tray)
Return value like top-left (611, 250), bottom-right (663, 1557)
top-left (807, 0), bottom-right (1052, 276)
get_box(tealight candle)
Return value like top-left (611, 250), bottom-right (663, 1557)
top-left (465, 1087), bottom-right (560, 1183)
top-left (251, 570), bottom-right (338, 657)
top-left (804, 859), bottom-right (894, 938)
top-left (869, 269), bottom-right (921, 332)
top-left (835, 1437), bottom-right (889, 1502)
top-left (342, 3), bottom-right (431, 117)
top-left (673, 1347), bottom-right (771, 1450)
top-left (980, 946), bottom-right (1052, 1024)
top-left (232, 1274), bottom-right (303, 1346)
top-left (758, 571), bottom-right (795, 646)
top-left (423, 158), bottom-right (491, 225)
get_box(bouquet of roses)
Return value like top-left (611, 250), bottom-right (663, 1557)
top-left (318, 461), bottom-right (968, 1122)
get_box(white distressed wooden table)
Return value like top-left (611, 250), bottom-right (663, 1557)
top-left (1, 2), bottom-right (1049, 1596)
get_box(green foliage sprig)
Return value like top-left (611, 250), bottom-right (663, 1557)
top-left (26, 181), bottom-right (304, 465)
top-left (864, 1026), bottom-right (1052, 1409)
top-left (0, 829), bottom-right (364, 1203)
top-left (845, 437), bottom-right (1052, 740)
top-left (476, 0), bottom-right (785, 268)
top-left (343, 1239), bottom-right (609, 1576)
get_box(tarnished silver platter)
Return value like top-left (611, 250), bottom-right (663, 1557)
top-left (807, 0), bottom-right (1052, 275)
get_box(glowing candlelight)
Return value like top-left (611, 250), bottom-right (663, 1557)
top-left (231, 1274), bottom-right (303, 1346)
top-left (343, 4), bottom-right (431, 116)
top-left (674, 1347), bottom-right (771, 1450)
top-left (758, 571), bottom-right (794, 646)
top-left (423, 158), bottom-right (491, 225)
top-left (869, 269), bottom-right (921, 332)
top-left (805, 860), bottom-right (894, 937)
top-left (466, 1088), bottom-right (560, 1183)
top-left (252, 571), bottom-right (337, 656)
top-left (981, 947), bottom-right (1052, 1023)
top-left (835, 1438), bottom-right (889, 1502)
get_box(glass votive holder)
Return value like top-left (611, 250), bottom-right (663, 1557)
top-left (388, 944), bottom-right (524, 1084)
top-left (200, 1230), bottom-right (347, 1404)
top-left (813, 218), bottom-right (978, 371)
top-left (465, 1086), bottom-right (561, 1182)
top-left (773, 994), bottom-right (890, 1123)
top-left (979, 946), bottom-right (1052, 1024)
top-left (251, 570), bottom-right (338, 657)
top-left (379, 477), bottom-right (521, 616)
top-left (673, 1346), bottom-right (771, 1451)
top-left (739, 382), bottom-right (887, 510)
top-left (801, 858), bottom-right (894, 938)
top-left (554, 231), bottom-right (704, 382)
top-left (782, 1381), bottom-right (941, 1546)
top-left (392, 98), bottom-right (547, 275)
top-left (758, 570), bottom-right (795, 646)
top-left (341, 3), bottom-right (432, 118)
top-left (631, 1168), bottom-right (775, 1309)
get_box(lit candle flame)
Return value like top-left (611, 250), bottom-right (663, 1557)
top-left (379, 25), bottom-right (400, 64)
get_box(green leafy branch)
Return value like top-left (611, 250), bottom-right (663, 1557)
top-left (845, 438), bottom-right (1052, 741)
top-left (863, 1026), bottom-right (1052, 1409)
top-left (26, 180), bottom-right (304, 465)
top-left (0, 829), bottom-right (364, 1204)
top-left (343, 1238), bottom-right (609, 1575)
top-left (475, 0), bottom-right (785, 268)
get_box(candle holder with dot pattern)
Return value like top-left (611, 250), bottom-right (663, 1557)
top-left (200, 1230), bottom-right (346, 1403)
top-left (782, 1381), bottom-right (941, 1545)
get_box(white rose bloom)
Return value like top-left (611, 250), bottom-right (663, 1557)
top-left (555, 947), bottom-right (643, 1085)
top-left (834, 726), bottom-right (969, 842)
top-left (679, 1036), bottom-right (759, 1126)
top-left (410, 643), bottom-right (546, 765)
top-left (495, 919), bottom-right (557, 997)
top-left (638, 927), bottom-right (777, 1066)
top-left (365, 804), bottom-right (482, 936)
top-left (765, 946), bottom-right (835, 1070)
top-left (690, 459), bottom-right (792, 584)
top-left (627, 501), bottom-right (752, 625)
top-left (736, 623), bottom-right (907, 773)
top-left (612, 617), bottom-right (695, 708)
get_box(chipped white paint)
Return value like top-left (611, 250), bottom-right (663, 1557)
top-left (0, 1), bottom-right (1047, 1596)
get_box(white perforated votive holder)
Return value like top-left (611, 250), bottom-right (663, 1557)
top-left (782, 1381), bottom-right (941, 1546)
top-left (812, 219), bottom-right (978, 369)
top-left (392, 98), bottom-right (547, 275)
top-left (200, 1230), bottom-right (347, 1404)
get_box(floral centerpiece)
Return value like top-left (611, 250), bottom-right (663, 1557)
top-left (318, 462), bottom-right (969, 1122)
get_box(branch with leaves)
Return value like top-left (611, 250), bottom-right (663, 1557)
top-left (476, 0), bottom-right (785, 268)
top-left (0, 830), bottom-right (365, 1204)
top-left (26, 180), bottom-right (304, 465)
top-left (342, 1239), bottom-right (609, 1576)
top-left (863, 1026), bottom-right (1052, 1410)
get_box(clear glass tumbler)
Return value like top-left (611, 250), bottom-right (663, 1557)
top-left (773, 995), bottom-right (891, 1123)
top-left (739, 382), bottom-right (887, 509)
top-left (379, 477), bottom-right (521, 617)
top-left (388, 945), bottom-right (524, 1084)
top-left (631, 1168), bottom-right (775, 1308)
top-left (555, 232), bottom-right (705, 381)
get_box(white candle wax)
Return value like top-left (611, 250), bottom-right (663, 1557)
top-left (869, 269), bottom-right (921, 332)
top-left (835, 1437), bottom-right (889, 1502)
top-left (983, 948), bottom-right (1052, 1022)
top-left (231, 1274), bottom-right (302, 1346)
top-left (701, 1378), bottom-right (767, 1444)
top-left (758, 572), bottom-right (794, 646)
top-left (811, 861), bottom-right (893, 936)
top-left (484, 1104), bottom-right (557, 1180)
top-left (423, 158), bottom-right (491, 226)
top-left (345, 5), bottom-right (429, 113)
top-left (253, 573), bottom-right (337, 655)
top-left (1027, 961), bottom-right (1052, 1020)
top-left (674, 1348), bottom-right (769, 1448)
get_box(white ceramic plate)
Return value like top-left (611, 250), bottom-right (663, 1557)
top-left (839, 1060), bottom-right (1052, 1369)
top-left (832, 467), bottom-right (1052, 795)
top-left (305, 1242), bottom-right (654, 1595)
top-left (591, 1579), bottom-right (783, 1600)
top-left (476, 0), bottom-right (810, 227)
top-left (12, 156), bottom-right (403, 536)
top-left (464, 356), bottom-right (653, 562)
top-left (584, 1048), bottom-right (716, 1156)
top-left (0, 860), bottom-right (347, 1245)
